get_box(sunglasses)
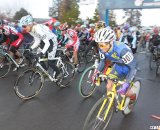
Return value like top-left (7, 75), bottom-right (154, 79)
top-left (22, 25), bottom-right (27, 28)
top-left (98, 43), bottom-right (109, 48)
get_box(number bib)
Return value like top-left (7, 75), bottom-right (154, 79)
top-left (122, 52), bottom-right (134, 64)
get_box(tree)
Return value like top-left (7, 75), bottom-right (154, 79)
top-left (123, 9), bottom-right (142, 27)
top-left (109, 10), bottom-right (116, 27)
top-left (59, 0), bottom-right (80, 26)
top-left (13, 8), bottom-right (30, 21)
top-left (0, 10), bottom-right (12, 21)
top-left (49, 0), bottom-right (62, 18)
top-left (88, 8), bottom-right (100, 24)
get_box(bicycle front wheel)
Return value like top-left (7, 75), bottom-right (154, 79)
top-left (83, 96), bottom-right (114, 130)
top-left (149, 54), bottom-right (156, 70)
top-left (0, 55), bottom-right (11, 78)
top-left (79, 66), bottom-right (96, 98)
top-left (123, 80), bottom-right (141, 115)
top-left (14, 68), bottom-right (44, 100)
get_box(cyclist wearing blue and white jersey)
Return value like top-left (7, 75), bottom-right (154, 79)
top-left (20, 15), bottom-right (61, 79)
top-left (92, 28), bottom-right (137, 100)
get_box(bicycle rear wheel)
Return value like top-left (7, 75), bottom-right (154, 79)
top-left (0, 55), bottom-right (11, 78)
top-left (14, 68), bottom-right (44, 100)
top-left (77, 49), bottom-right (87, 73)
top-left (123, 80), bottom-right (141, 115)
top-left (156, 60), bottom-right (160, 76)
top-left (83, 96), bottom-right (114, 130)
top-left (79, 66), bottom-right (96, 98)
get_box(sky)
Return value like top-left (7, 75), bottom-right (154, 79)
top-left (0, 0), bottom-right (160, 26)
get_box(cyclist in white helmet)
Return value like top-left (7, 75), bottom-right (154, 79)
top-left (92, 28), bottom-right (137, 102)
top-left (19, 15), bottom-right (61, 79)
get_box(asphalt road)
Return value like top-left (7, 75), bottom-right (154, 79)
top-left (0, 52), bottom-right (160, 130)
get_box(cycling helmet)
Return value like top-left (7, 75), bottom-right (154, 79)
top-left (80, 25), bottom-right (86, 28)
top-left (89, 23), bottom-right (95, 27)
top-left (0, 19), bottom-right (4, 26)
top-left (94, 28), bottom-right (116, 43)
top-left (123, 23), bottom-right (130, 30)
top-left (19, 15), bottom-right (33, 26)
top-left (59, 23), bottom-right (68, 31)
top-left (54, 21), bottom-right (61, 27)
top-left (95, 21), bottom-right (106, 29)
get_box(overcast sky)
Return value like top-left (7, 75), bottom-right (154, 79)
top-left (0, 0), bottom-right (160, 26)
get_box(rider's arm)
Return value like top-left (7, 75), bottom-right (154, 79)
top-left (120, 48), bottom-right (137, 83)
top-left (97, 51), bottom-right (106, 72)
top-left (30, 32), bottom-right (41, 50)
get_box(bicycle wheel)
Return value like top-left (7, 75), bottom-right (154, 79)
top-left (149, 54), bottom-right (156, 70)
top-left (77, 49), bottom-right (87, 73)
top-left (83, 96), bottom-right (114, 130)
top-left (79, 66), bottom-right (96, 98)
top-left (56, 61), bottom-right (75, 87)
top-left (14, 68), bottom-right (44, 100)
top-left (0, 55), bottom-right (11, 78)
top-left (156, 60), bottom-right (160, 76)
top-left (122, 80), bottom-right (141, 115)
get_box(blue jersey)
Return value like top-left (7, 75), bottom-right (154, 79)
top-left (98, 41), bottom-right (137, 83)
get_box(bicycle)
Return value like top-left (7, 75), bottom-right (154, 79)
top-left (78, 55), bottom-right (111, 98)
top-left (14, 51), bottom-right (75, 100)
top-left (0, 45), bottom-right (27, 78)
top-left (83, 74), bottom-right (141, 130)
top-left (56, 46), bottom-right (87, 73)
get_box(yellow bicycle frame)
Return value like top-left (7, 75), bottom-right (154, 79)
top-left (97, 78), bottom-right (134, 121)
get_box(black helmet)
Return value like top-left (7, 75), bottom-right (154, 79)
top-left (0, 20), bottom-right (4, 26)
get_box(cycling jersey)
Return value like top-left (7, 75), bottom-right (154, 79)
top-left (98, 41), bottom-right (137, 83)
top-left (64, 29), bottom-right (80, 52)
top-left (2, 25), bottom-right (24, 49)
top-left (30, 24), bottom-right (58, 56)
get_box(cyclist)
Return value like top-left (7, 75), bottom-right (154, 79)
top-left (92, 28), bottom-right (137, 101)
top-left (119, 23), bottom-right (137, 54)
top-left (0, 19), bottom-right (24, 70)
top-left (150, 27), bottom-right (160, 53)
top-left (19, 15), bottom-right (61, 79)
top-left (59, 23), bottom-right (80, 70)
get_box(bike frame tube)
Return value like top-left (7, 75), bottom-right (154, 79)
top-left (5, 53), bottom-right (20, 68)
top-left (36, 62), bottom-right (55, 82)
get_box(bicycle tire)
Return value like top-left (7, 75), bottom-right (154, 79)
top-left (0, 55), bottom-right (11, 78)
top-left (156, 61), bottom-right (160, 76)
top-left (78, 66), bottom-right (96, 98)
top-left (56, 61), bottom-right (75, 87)
top-left (77, 48), bottom-right (87, 73)
top-left (122, 80), bottom-right (141, 115)
top-left (149, 54), bottom-right (156, 70)
top-left (83, 95), bottom-right (114, 130)
top-left (14, 68), bottom-right (44, 100)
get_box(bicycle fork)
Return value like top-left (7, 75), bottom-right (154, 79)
top-left (97, 92), bottom-right (115, 121)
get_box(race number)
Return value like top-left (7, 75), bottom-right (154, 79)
top-left (122, 52), bottom-right (134, 64)
top-left (99, 52), bottom-right (105, 59)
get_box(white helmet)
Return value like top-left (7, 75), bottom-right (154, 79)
top-left (94, 28), bottom-right (116, 43)
top-left (19, 15), bottom-right (33, 26)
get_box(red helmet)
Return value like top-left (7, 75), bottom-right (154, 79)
top-left (153, 27), bottom-right (159, 34)
top-left (59, 23), bottom-right (68, 31)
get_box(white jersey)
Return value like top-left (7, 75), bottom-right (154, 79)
top-left (30, 24), bottom-right (58, 54)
